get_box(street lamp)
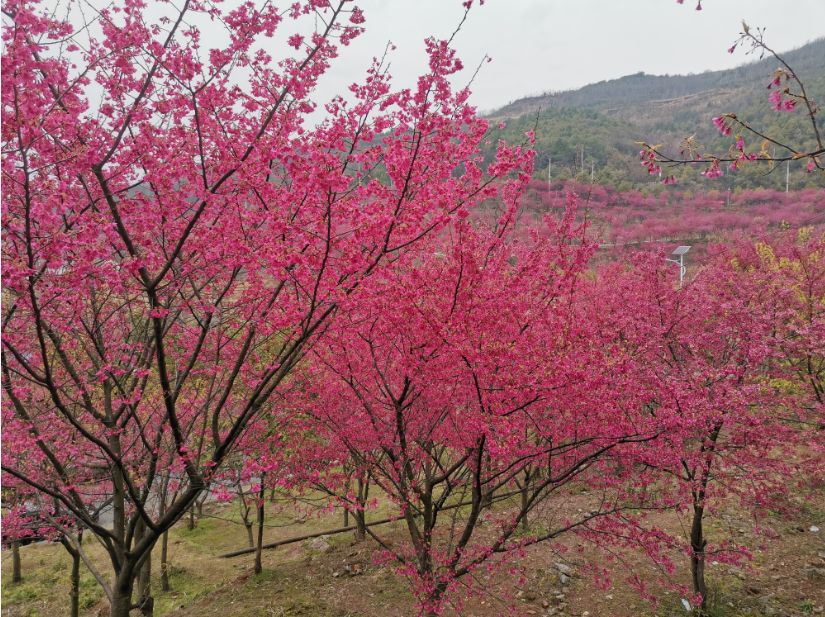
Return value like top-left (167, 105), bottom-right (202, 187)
top-left (665, 245), bottom-right (690, 287)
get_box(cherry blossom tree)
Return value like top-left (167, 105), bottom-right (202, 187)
top-left (594, 252), bottom-right (803, 611)
top-left (1, 1), bottom-right (529, 614)
top-left (294, 199), bottom-right (666, 615)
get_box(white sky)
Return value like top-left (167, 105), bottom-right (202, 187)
top-left (314, 0), bottom-right (825, 114)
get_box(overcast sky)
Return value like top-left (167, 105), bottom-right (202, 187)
top-left (313, 0), bottom-right (825, 114)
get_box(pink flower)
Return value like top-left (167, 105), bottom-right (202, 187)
top-left (768, 90), bottom-right (783, 111)
top-left (287, 34), bottom-right (304, 49)
top-left (702, 160), bottom-right (723, 179)
top-left (712, 116), bottom-right (732, 136)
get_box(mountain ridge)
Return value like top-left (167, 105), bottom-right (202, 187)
top-left (486, 38), bottom-right (825, 120)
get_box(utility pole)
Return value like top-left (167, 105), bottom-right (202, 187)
top-left (548, 157), bottom-right (552, 187)
top-left (786, 159), bottom-right (790, 193)
top-left (591, 160), bottom-right (594, 183)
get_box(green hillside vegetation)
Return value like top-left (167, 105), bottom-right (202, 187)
top-left (485, 38), bottom-right (825, 191)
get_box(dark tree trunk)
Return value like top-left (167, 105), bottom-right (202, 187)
top-left (354, 511), bottom-right (367, 542)
top-left (520, 482), bottom-right (530, 532)
top-left (690, 504), bottom-right (708, 612)
top-left (424, 581), bottom-right (448, 617)
top-left (110, 578), bottom-right (134, 617)
top-left (138, 550), bottom-right (153, 615)
top-left (61, 537), bottom-right (82, 617)
top-left (160, 530), bottom-right (170, 592)
top-left (70, 547), bottom-right (80, 617)
top-left (11, 540), bottom-right (22, 584)
top-left (254, 475), bottom-right (266, 575)
top-left (343, 508), bottom-right (349, 527)
top-left (481, 454), bottom-right (494, 508)
top-left (354, 474), bottom-right (368, 541)
top-left (159, 472), bottom-right (171, 592)
top-left (244, 522), bottom-right (254, 548)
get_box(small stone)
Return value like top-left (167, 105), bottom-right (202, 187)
top-left (554, 562), bottom-right (573, 576)
top-left (308, 536), bottom-right (332, 553)
top-left (582, 612), bottom-right (590, 616)
top-left (542, 600), bottom-right (550, 609)
top-left (813, 606), bottom-right (824, 614)
top-left (805, 566), bottom-right (825, 580)
top-left (559, 573), bottom-right (570, 585)
top-left (728, 567), bottom-right (746, 580)
top-left (605, 594), bottom-right (613, 600)
top-left (810, 525), bottom-right (821, 533)
top-left (746, 585), bottom-right (761, 595)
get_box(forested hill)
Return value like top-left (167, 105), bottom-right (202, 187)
top-left (484, 38), bottom-right (825, 191)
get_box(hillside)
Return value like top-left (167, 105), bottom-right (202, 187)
top-left (485, 39), bottom-right (825, 191)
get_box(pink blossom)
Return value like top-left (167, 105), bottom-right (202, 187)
top-left (712, 116), bottom-right (732, 136)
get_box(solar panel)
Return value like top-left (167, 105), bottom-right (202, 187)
top-left (672, 245), bottom-right (691, 256)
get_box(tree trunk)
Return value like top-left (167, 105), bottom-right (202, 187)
top-left (244, 522), bottom-right (254, 548)
top-left (11, 540), bottom-right (22, 584)
top-left (159, 472), bottom-right (171, 592)
top-left (70, 547), bottom-right (81, 617)
top-left (481, 454), bottom-right (494, 508)
top-left (135, 520), bottom-right (154, 617)
top-left (354, 511), bottom-right (367, 542)
top-left (520, 482), bottom-right (530, 532)
top-left (424, 581), bottom-right (448, 617)
top-left (160, 530), bottom-right (170, 592)
top-left (354, 475), bottom-right (368, 541)
top-left (690, 504), bottom-right (708, 613)
top-left (110, 581), bottom-right (134, 617)
top-left (61, 537), bottom-right (82, 617)
top-left (254, 476), bottom-right (265, 575)
top-left (343, 508), bottom-right (349, 527)
top-left (138, 552), bottom-right (153, 616)
top-left (188, 505), bottom-right (196, 530)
